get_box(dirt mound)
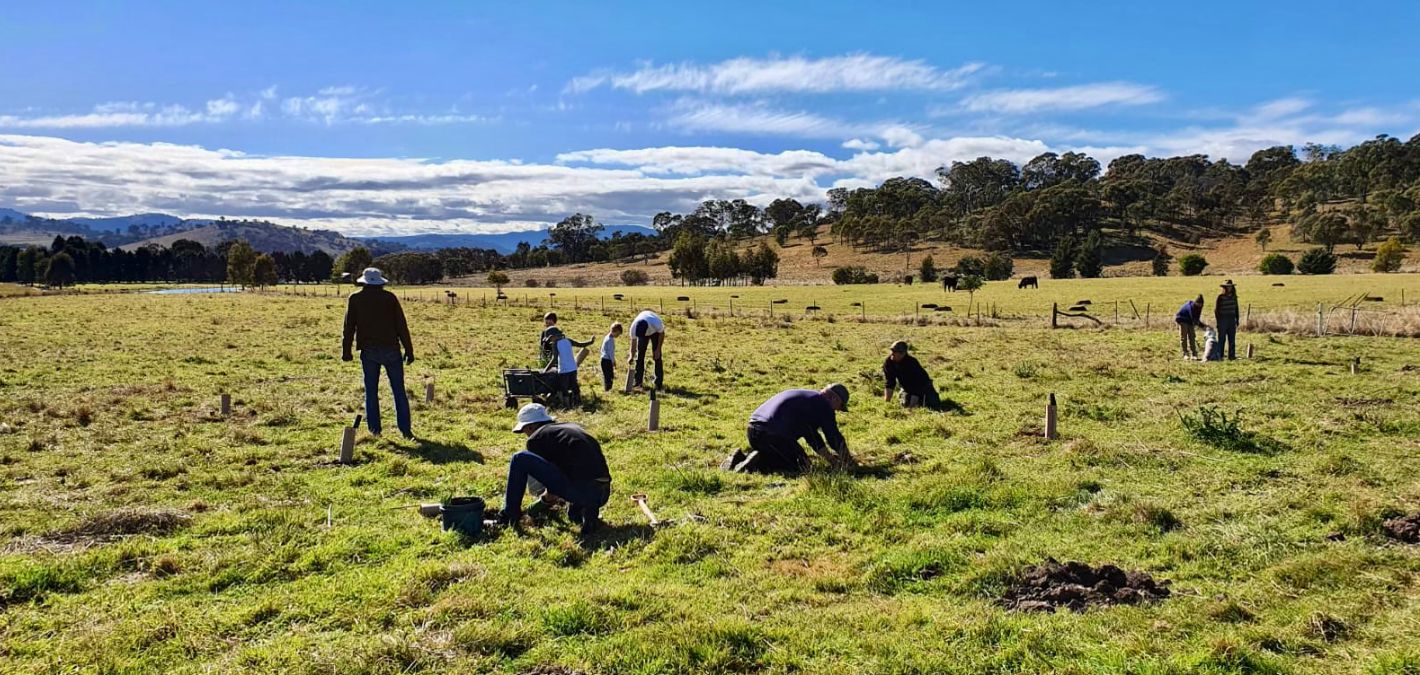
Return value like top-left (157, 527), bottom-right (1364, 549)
top-left (1382, 513), bottom-right (1420, 543)
top-left (65, 508), bottom-right (191, 538)
top-left (1001, 558), bottom-right (1170, 612)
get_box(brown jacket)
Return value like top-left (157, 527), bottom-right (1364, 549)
top-left (342, 286), bottom-right (413, 354)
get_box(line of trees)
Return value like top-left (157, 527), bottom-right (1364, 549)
top-left (0, 235), bottom-right (333, 287)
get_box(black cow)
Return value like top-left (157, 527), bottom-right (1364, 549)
top-left (1017, 276), bottom-right (1039, 289)
top-left (942, 275), bottom-right (958, 292)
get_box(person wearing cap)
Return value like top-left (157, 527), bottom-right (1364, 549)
top-left (1174, 294), bottom-right (1208, 360)
top-left (341, 268), bottom-right (415, 438)
top-left (501, 403), bottom-right (612, 534)
top-left (627, 309), bottom-right (666, 391)
top-left (724, 385), bottom-right (855, 474)
top-left (1214, 280), bottom-right (1240, 360)
top-left (883, 340), bottom-right (941, 410)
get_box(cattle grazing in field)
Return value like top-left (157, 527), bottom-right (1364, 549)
top-left (1018, 276), bottom-right (1039, 289)
top-left (942, 275), bottom-right (958, 292)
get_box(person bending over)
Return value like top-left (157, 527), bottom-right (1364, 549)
top-left (883, 340), bottom-right (942, 410)
top-left (724, 384), bottom-right (854, 474)
top-left (500, 404), bottom-right (611, 535)
top-left (627, 309), bottom-right (666, 391)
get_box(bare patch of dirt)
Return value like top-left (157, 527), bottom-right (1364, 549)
top-left (1335, 396), bottom-right (1393, 407)
top-left (1001, 558), bottom-right (1170, 612)
top-left (7, 507), bottom-right (192, 553)
top-left (1382, 513), bottom-right (1420, 543)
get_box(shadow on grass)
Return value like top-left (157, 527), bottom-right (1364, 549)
top-left (401, 439), bottom-right (485, 464)
top-left (660, 386), bottom-right (707, 400)
top-left (936, 397), bottom-right (970, 416)
top-left (850, 462), bottom-right (896, 480)
top-left (579, 522), bottom-right (656, 551)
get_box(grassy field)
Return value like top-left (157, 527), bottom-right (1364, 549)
top-left (275, 273), bottom-right (1420, 337)
top-left (2, 284), bottom-right (1419, 673)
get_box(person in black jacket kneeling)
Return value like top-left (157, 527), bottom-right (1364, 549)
top-left (499, 403), bottom-right (611, 535)
top-left (883, 340), bottom-right (942, 410)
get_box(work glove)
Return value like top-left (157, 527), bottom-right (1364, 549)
top-left (404, 352), bottom-right (416, 365)
top-left (342, 352), bottom-right (353, 362)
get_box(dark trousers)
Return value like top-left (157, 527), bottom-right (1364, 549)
top-left (503, 451), bottom-right (611, 523)
top-left (741, 424), bottom-right (810, 474)
top-left (559, 372), bottom-right (581, 406)
top-left (633, 334), bottom-right (664, 389)
top-left (1217, 319), bottom-right (1238, 360)
top-left (903, 386), bottom-right (942, 410)
top-left (360, 346), bottom-right (411, 436)
top-left (601, 358), bottom-right (614, 391)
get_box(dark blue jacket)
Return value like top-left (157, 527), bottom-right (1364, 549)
top-left (749, 389), bottom-right (845, 453)
top-left (1175, 300), bottom-right (1203, 325)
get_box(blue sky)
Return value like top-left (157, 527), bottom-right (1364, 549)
top-left (1, 0), bottom-right (1417, 235)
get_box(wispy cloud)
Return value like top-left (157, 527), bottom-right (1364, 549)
top-left (0, 87), bottom-right (495, 129)
top-left (961, 82), bottom-right (1164, 113)
top-left (664, 100), bottom-right (928, 147)
top-left (568, 54), bottom-right (985, 95)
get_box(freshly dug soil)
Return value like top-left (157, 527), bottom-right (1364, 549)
top-left (1382, 513), bottom-right (1420, 543)
top-left (1001, 558), bottom-right (1170, 612)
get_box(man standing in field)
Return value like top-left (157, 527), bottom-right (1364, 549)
top-left (882, 340), bottom-right (942, 410)
top-left (627, 309), bottom-right (666, 391)
top-left (1214, 280), bottom-right (1240, 360)
top-left (1174, 294), bottom-right (1207, 361)
top-left (341, 267), bottom-right (415, 439)
top-left (724, 384), bottom-right (855, 474)
top-left (500, 403), bottom-right (612, 535)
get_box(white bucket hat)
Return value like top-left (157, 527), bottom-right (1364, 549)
top-left (512, 403), bottom-right (555, 432)
top-left (359, 268), bottom-right (388, 286)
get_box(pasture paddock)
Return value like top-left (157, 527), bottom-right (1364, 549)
top-left (0, 285), bottom-right (1418, 673)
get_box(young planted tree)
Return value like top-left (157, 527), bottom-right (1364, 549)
top-left (486, 271), bottom-right (510, 292)
top-left (957, 274), bottom-right (984, 315)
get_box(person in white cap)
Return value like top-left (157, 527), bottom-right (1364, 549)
top-left (341, 267), bottom-right (415, 439)
top-left (627, 309), bottom-right (666, 391)
top-left (500, 403), bottom-right (612, 534)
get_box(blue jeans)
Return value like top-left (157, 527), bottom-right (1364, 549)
top-left (503, 451), bottom-right (611, 523)
top-left (1217, 319), bottom-right (1238, 360)
top-left (361, 347), bottom-right (411, 436)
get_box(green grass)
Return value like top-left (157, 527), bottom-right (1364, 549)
top-left (1, 284), bottom-right (1418, 673)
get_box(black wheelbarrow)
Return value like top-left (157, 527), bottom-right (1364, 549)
top-left (503, 368), bottom-right (564, 409)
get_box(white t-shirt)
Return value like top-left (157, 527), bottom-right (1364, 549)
top-left (632, 310), bottom-right (665, 336)
top-left (554, 338), bottom-right (578, 374)
top-left (600, 333), bottom-right (615, 361)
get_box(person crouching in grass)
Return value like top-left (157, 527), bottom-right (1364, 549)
top-left (499, 403), bottom-right (612, 535)
top-left (883, 340), bottom-right (943, 410)
top-left (600, 322), bottom-right (623, 392)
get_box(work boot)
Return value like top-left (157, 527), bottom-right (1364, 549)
top-left (720, 449), bottom-right (746, 471)
top-left (731, 451), bottom-right (760, 473)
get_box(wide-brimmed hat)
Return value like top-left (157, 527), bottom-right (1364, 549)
top-left (825, 383), bottom-right (850, 412)
top-left (359, 268), bottom-right (389, 286)
top-left (1220, 279), bottom-right (1235, 288)
top-left (512, 403), bottom-right (555, 432)
top-left (890, 340), bottom-right (910, 354)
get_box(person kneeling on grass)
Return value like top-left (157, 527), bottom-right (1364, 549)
top-left (499, 403), bottom-right (612, 535)
top-left (723, 384), bottom-right (855, 474)
top-left (883, 340), bottom-right (943, 410)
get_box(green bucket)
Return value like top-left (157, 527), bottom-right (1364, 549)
top-left (441, 496), bottom-right (486, 538)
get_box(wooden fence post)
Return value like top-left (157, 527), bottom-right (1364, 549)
top-left (1051, 302), bottom-right (1058, 329)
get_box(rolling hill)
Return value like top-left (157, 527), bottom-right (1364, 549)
top-left (365, 225), bottom-right (656, 253)
top-left (125, 220), bottom-right (375, 255)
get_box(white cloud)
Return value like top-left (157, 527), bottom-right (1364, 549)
top-left (962, 82), bottom-right (1164, 113)
top-left (0, 87), bottom-right (494, 129)
top-left (666, 101), bottom-right (856, 138)
top-left (1249, 97), bottom-right (1312, 121)
top-left (568, 54), bottom-right (984, 95)
top-left (557, 146), bottom-right (839, 177)
top-left (842, 138), bottom-right (880, 151)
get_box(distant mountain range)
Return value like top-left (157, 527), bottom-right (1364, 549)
top-left (0, 207), bottom-right (655, 255)
top-left (363, 225), bottom-right (655, 254)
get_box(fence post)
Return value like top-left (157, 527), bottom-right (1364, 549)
top-left (1114, 301), bottom-right (1119, 324)
top-left (1051, 302), bottom-right (1058, 329)
top-left (1350, 307), bottom-right (1357, 334)
top-left (1145, 303), bottom-right (1151, 327)
top-left (1245, 303), bottom-right (1251, 328)
top-left (1316, 303), bottom-right (1324, 336)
